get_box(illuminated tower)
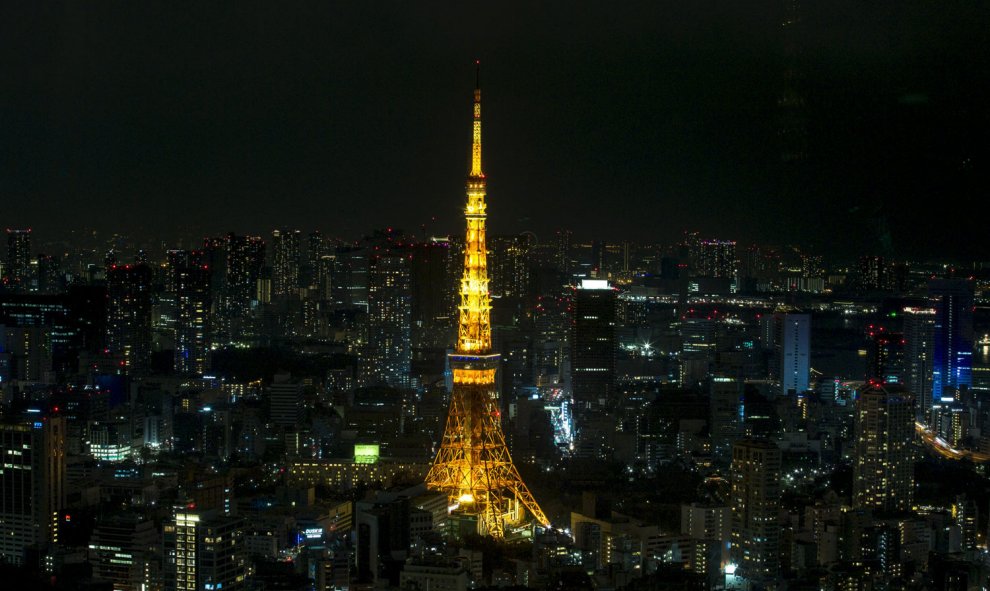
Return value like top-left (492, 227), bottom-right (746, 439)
top-left (426, 65), bottom-right (549, 537)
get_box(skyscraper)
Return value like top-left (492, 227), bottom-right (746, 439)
top-left (174, 258), bottom-right (211, 376)
top-left (0, 417), bottom-right (66, 565)
top-left (698, 239), bottom-right (736, 279)
top-left (571, 279), bottom-right (617, 411)
top-left (106, 263), bottom-right (153, 375)
top-left (774, 311), bottom-right (810, 395)
top-left (4, 228), bottom-right (32, 292)
top-left (489, 234), bottom-right (532, 298)
top-left (852, 384), bottom-right (915, 513)
top-left (929, 278), bottom-right (974, 402)
top-left (164, 507), bottom-right (246, 591)
top-left (866, 327), bottom-right (905, 386)
top-left (221, 233), bottom-right (265, 343)
top-left (903, 306), bottom-right (936, 422)
top-left (272, 228), bottom-right (301, 298)
top-left (730, 438), bottom-right (781, 584)
top-left (410, 238), bottom-right (457, 350)
top-left (365, 250), bottom-right (411, 387)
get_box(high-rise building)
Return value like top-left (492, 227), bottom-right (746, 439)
top-left (174, 259), bottom-right (211, 376)
top-left (164, 507), bottom-right (246, 591)
top-left (859, 255), bottom-right (888, 291)
top-left (774, 311), bottom-right (810, 395)
top-left (35, 254), bottom-right (60, 294)
top-left (490, 235), bottom-right (531, 298)
top-left (221, 233), bottom-right (265, 343)
top-left (365, 251), bottom-right (411, 387)
top-left (0, 417), bottom-right (66, 565)
top-left (4, 228), bottom-right (33, 292)
top-left (106, 263), bottom-right (153, 375)
top-left (553, 229), bottom-right (572, 279)
top-left (903, 307), bottom-right (936, 422)
top-left (730, 438), bottom-right (781, 584)
top-left (710, 377), bottom-right (744, 465)
top-left (90, 513), bottom-right (158, 591)
top-left (930, 278), bottom-right (974, 402)
top-left (272, 229), bottom-right (301, 298)
top-left (866, 327), bottom-right (905, 386)
top-left (698, 240), bottom-right (736, 279)
top-left (269, 375), bottom-right (303, 428)
top-left (410, 238), bottom-right (457, 350)
top-left (571, 279), bottom-right (617, 411)
top-left (852, 384), bottom-right (915, 513)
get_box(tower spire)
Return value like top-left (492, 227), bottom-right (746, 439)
top-left (470, 61), bottom-right (483, 179)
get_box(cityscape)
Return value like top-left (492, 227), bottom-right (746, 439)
top-left (3, 3), bottom-right (990, 591)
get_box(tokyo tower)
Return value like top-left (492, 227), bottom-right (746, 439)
top-left (425, 64), bottom-right (550, 537)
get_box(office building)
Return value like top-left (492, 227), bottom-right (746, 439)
top-left (903, 307), bottom-right (935, 420)
top-left (929, 278), bottom-right (974, 402)
top-left (269, 375), bottom-right (303, 428)
top-left (698, 239), bottom-right (736, 279)
top-left (106, 263), bottom-right (153, 375)
top-left (730, 438), bottom-right (781, 584)
top-left (272, 228), bottom-right (301, 298)
top-left (571, 279), bottom-right (617, 411)
top-left (410, 238), bottom-right (457, 350)
top-left (866, 327), bottom-right (905, 386)
top-left (220, 233), bottom-right (265, 343)
top-left (90, 513), bottom-right (158, 591)
top-left (4, 228), bottom-right (32, 292)
top-left (0, 417), bottom-right (66, 565)
top-left (365, 251), bottom-right (411, 387)
top-left (164, 507), bottom-right (247, 591)
top-left (774, 311), bottom-right (810, 395)
top-left (852, 384), bottom-right (915, 513)
top-left (175, 259), bottom-right (211, 376)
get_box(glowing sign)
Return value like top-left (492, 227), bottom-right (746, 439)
top-left (303, 527), bottom-right (323, 539)
top-left (354, 444), bottom-right (380, 464)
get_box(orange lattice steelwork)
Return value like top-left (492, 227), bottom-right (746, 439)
top-left (426, 64), bottom-right (549, 538)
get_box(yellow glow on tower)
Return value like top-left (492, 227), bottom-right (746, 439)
top-left (426, 64), bottom-right (549, 537)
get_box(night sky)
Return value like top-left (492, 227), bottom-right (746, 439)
top-left (2, 2), bottom-right (988, 259)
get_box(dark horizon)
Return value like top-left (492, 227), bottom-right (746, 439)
top-left (2, 2), bottom-right (988, 259)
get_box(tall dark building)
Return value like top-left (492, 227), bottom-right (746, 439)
top-left (36, 254), bottom-right (60, 294)
top-left (174, 258), bottom-right (211, 376)
top-left (853, 384), bottom-right (915, 513)
top-left (0, 417), bottom-right (66, 565)
top-left (859, 255), bottom-right (888, 291)
top-left (866, 327), bottom-right (905, 386)
top-left (929, 278), bottom-right (974, 403)
top-left (4, 228), bottom-right (33, 292)
top-left (903, 306), bottom-right (936, 421)
top-left (410, 238), bottom-right (456, 350)
top-left (272, 228), bottom-right (301, 298)
top-left (365, 250), bottom-right (411, 387)
top-left (106, 263), bottom-right (153, 375)
top-left (571, 279), bottom-right (616, 411)
top-left (221, 233), bottom-right (265, 343)
top-left (730, 438), bottom-right (781, 585)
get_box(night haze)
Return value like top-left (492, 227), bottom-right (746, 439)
top-left (2, 1), bottom-right (988, 259)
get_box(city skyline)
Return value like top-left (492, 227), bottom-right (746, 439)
top-left (3, 2), bottom-right (989, 258)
